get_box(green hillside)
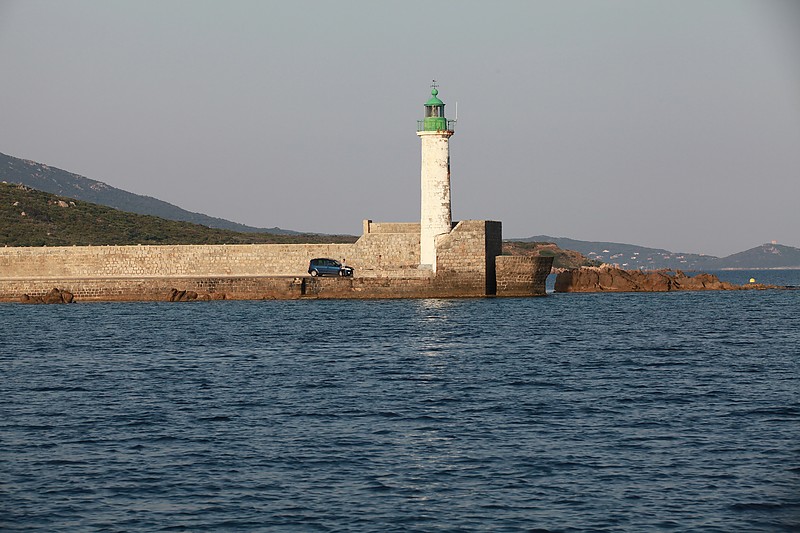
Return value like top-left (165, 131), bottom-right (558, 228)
top-left (0, 151), bottom-right (297, 234)
top-left (0, 183), bottom-right (356, 247)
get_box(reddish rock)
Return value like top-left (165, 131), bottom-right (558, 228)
top-left (168, 289), bottom-right (199, 301)
top-left (168, 289), bottom-right (185, 301)
top-left (43, 288), bottom-right (63, 304)
top-left (555, 267), bottom-right (771, 293)
top-left (20, 288), bottom-right (74, 304)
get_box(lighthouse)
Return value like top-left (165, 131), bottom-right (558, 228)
top-left (417, 83), bottom-right (454, 271)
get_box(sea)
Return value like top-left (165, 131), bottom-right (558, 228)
top-left (1, 270), bottom-right (798, 532)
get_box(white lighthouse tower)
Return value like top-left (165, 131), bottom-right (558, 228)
top-left (417, 82), bottom-right (454, 271)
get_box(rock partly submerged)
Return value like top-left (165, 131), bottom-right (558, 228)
top-left (167, 288), bottom-right (225, 302)
top-left (554, 267), bottom-right (779, 293)
top-left (20, 287), bottom-right (74, 304)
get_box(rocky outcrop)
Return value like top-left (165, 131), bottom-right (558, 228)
top-left (554, 267), bottom-right (776, 293)
top-left (167, 288), bottom-right (226, 301)
top-left (168, 289), bottom-right (198, 302)
top-left (20, 287), bottom-right (74, 304)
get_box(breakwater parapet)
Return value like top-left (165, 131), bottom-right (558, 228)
top-left (4, 261), bottom-right (552, 302)
top-left (0, 220), bottom-right (553, 302)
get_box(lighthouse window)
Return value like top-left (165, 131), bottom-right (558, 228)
top-left (425, 106), bottom-right (443, 118)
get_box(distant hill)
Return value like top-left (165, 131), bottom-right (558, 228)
top-left (502, 241), bottom-right (599, 269)
top-left (515, 235), bottom-right (717, 270)
top-left (0, 182), bottom-right (356, 247)
top-left (514, 235), bottom-right (800, 270)
top-left (0, 151), bottom-right (297, 234)
top-left (5, 152), bottom-right (796, 268)
top-left (709, 243), bottom-right (800, 270)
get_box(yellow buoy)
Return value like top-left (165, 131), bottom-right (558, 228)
top-left (749, 278), bottom-right (756, 283)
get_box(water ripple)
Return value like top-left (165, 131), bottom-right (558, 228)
top-left (1, 289), bottom-right (799, 531)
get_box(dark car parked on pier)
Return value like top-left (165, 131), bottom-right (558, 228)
top-left (308, 258), bottom-right (354, 277)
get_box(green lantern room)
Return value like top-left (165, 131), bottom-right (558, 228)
top-left (418, 84), bottom-right (452, 132)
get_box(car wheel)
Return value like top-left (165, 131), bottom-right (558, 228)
top-left (310, 270), bottom-right (319, 277)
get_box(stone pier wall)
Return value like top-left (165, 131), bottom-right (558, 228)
top-left (0, 223), bottom-right (424, 280)
top-left (0, 220), bottom-right (550, 302)
top-left (495, 256), bottom-right (554, 297)
top-left (0, 276), bottom-right (307, 301)
top-left (435, 220), bottom-right (502, 295)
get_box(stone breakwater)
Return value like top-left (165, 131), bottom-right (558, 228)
top-left (555, 267), bottom-right (782, 293)
top-left (0, 221), bottom-right (554, 302)
top-left (0, 258), bottom-right (554, 303)
top-left (5, 259), bottom-right (553, 303)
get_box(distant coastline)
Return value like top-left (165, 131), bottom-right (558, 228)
top-left (715, 266), bottom-right (800, 271)
top-left (4, 154), bottom-right (799, 272)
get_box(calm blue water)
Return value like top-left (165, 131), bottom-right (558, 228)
top-left (2, 270), bottom-right (799, 531)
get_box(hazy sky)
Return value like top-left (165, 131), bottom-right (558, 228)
top-left (1, 1), bottom-right (798, 256)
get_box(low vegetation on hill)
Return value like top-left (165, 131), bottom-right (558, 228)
top-left (0, 183), bottom-right (357, 247)
top-left (1, 151), bottom-right (295, 234)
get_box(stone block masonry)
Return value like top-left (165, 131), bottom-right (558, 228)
top-left (1, 276), bottom-right (307, 302)
top-left (0, 243), bottom-right (350, 279)
top-left (0, 229), bottom-right (419, 280)
top-left (495, 256), bottom-right (554, 297)
top-left (0, 220), bottom-right (550, 302)
top-left (435, 220), bottom-right (502, 295)
top-left (363, 221), bottom-right (420, 234)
